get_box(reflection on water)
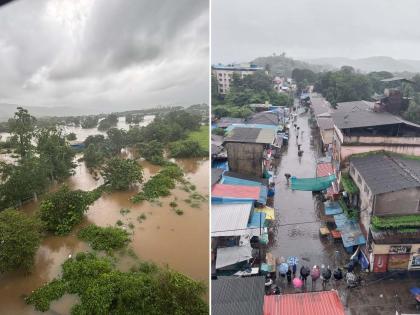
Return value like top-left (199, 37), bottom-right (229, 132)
top-left (0, 124), bottom-right (209, 314)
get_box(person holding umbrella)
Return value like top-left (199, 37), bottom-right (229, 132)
top-left (321, 265), bottom-right (332, 290)
top-left (310, 265), bottom-right (320, 291)
top-left (300, 265), bottom-right (310, 284)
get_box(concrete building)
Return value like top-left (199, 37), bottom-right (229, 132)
top-left (348, 152), bottom-right (420, 272)
top-left (212, 63), bottom-right (263, 95)
top-left (330, 100), bottom-right (420, 170)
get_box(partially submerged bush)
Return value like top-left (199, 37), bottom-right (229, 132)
top-left (131, 164), bottom-right (184, 203)
top-left (26, 252), bottom-right (208, 314)
top-left (78, 224), bottom-right (131, 252)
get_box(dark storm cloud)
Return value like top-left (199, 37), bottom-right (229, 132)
top-left (0, 0), bottom-right (208, 112)
top-left (212, 0), bottom-right (420, 63)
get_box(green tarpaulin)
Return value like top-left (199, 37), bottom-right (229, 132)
top-left (291, 174), bottom-right (336, 191)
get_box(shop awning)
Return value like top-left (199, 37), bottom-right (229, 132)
top-left (324, 201), bottom-right (343, 215)
top-left (255, 206), bottom-right (275, 220)
top-left (216, 244), bottom-right (253, 269)
top-left (333, 214), bottom-right (366, 248)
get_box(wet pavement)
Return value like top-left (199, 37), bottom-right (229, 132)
top-left (270, 104), bottom-right (420, 314)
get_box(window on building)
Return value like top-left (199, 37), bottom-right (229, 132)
top-left (218, 73), bottom-right (222, 77)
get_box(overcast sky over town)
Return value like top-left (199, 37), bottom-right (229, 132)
top-left (0, 0), bottom-right (208, 112)
top-left (212, 0), bottom-right (420, 63)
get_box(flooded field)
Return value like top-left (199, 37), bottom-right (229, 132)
top-left (0, 118), bottom-right (209, 315)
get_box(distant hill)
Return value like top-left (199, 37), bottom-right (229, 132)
top-left (305, 56), bottom-right (420, 73)
top-left (251, 54), bottom-right (328, 76)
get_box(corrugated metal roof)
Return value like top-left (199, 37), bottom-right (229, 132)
top-left (212, 276), bottom-right (265, 315)
top-left (246, 112), bottom-right (280, 126)
top-left (332, 101), bottom-right (403, 129)
top-left (311, 97), bottom-right (331, 116)
top-left (216, 244), bottom-right (253, 269)
top-left (263, 291), bottom-right (345, 315)
top-left (224, 127), bottom-right (275, 144)
top-left (221, 176), bottom-right (267, 204)
top-left (224, 171), bottom-right (269, 186)
top-left (316, 117), bottom-right (334, 130)
top-left (212, 184), bottom-right (261, 200)
top-left (350, 153), bottom-right (420, 195)
top-left (211, 203), bottom-right (253, 236)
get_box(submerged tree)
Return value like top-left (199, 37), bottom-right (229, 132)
top-left (101, 158), bottom-right (143, 190)
top-left (0, 209), bottom-right (42, 273)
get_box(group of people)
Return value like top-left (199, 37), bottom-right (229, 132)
top-left (266, 263), bottom-right (346, 295)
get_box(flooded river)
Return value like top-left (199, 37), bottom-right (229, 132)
top-left (0, 118), bottom-right (209, 315)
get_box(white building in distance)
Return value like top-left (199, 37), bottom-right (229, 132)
top-left (212, 63), bottom-right (263, 95)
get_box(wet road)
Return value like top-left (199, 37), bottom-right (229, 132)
top-left (271, 106), bottom-right (345, 268)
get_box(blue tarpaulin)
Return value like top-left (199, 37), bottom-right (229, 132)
top-left (333, 214), bottom-right (366, 249)
top-left (212, 160), bottom-right (229, 171)
top-left (248, 212), bottom-right (266, 228)
top-left (221, 175), bottom-right (267, 204)
top-left (324, 201), bottom-right (343, 215)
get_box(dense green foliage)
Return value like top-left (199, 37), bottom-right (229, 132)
top-left (8, 107), bottom-right (36, 158)
top-left (371, 214), bottom-right (420, 230)
top-left (66, 132), bottom-right (77, 141)
top-left (36, 127), bottom-right (76, 180)
top-left (169, 140), bottom-right (208, 158)
top-left (212, 127), bottom-right (226, 136)
top-left (26, 252), bottom-right (208, 314)
top-left (137, 140), bottom-right (165, 165)
top-left (83, 143), bottom-right (105, 169)
top-left (0, 209), bottom-right (42, 272)
top-left (314, 66), bottom-right (373, 107)
top-left (131, 164), bottom-right (184, 203)
top-left (0, 158), bottom-right (49, 209)
top-left (338, 198), bottom-right (359, 220)
top-left (341, 173), bottom-right (359, 194)
top-left (101, 158), bottom-right (143, 190)
top-left (98, 114), bottom-right (119, 131)
top-left (78, 224), bottom-right (131, 252)
top-left (39, 185), bottom-right (102, 235)
top-left (81, 116), bottom-right (98, 129)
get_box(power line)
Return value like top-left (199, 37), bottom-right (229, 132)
top-left (212, 220), bottom-right (320, 234)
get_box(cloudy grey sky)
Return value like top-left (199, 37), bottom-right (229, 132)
top-left (0, 0), bottom-right (208, 113)
top-left (212, 0), bottom-right (420, 63)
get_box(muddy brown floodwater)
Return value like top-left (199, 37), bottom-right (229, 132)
top-left (0, 118), bottom-right (209, 315)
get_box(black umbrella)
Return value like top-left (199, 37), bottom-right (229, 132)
top-left (322, 267), bottom-right (332, 280)
top-left (333, 268), bottom-right (343, 281)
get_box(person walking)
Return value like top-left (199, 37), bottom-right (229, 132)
top-left (292, 263), bottom-right (297, 276)
top-left (300, 265), bottom-right (310, 284)
top-left (286, 267), bottom-right (292, 284)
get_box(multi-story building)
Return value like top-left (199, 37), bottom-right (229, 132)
top-left (212, 63), bottom-right (263, 95)
top-left (330, 100), bottom-right (420, 170)
top-left (348, 152), bottom-right (420, 272)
